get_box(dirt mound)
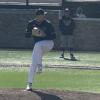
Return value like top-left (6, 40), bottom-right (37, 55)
top-left (0, 89), bottom-right (100, 100)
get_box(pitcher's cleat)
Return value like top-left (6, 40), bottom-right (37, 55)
top-left (25, 86), bottom-right (33, 92)
top-left (25, 83), bottom-right (33, 91)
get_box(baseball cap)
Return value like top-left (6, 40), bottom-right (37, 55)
top-left (64, 8), bottom-right (70, 13)
top-left (36, 8), bottom-right (47, 16)
top-left (64, 8), bottom-right (70, 15)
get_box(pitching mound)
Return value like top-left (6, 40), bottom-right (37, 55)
top-left (0, 89), bottom-right (100, 100)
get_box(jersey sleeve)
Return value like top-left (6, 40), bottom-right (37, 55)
top-left (25, 21), bottom-right (33, 38)
top-left (46, 22), bottom-right (56, 40)
top-left (59, 19), bottom-right (65, 33)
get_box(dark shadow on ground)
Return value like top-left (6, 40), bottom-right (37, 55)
top-left (63, 57), bottom-right (79, 61)
top-left (33, 90), bottom-right (62, 100)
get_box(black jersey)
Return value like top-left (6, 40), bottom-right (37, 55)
top-left (59, 16), bottom-right (75, 35)
top-left (25, 19), bottom-right (56, 43)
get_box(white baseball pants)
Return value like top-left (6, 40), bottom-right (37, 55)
top-left (27, 40), bottom-right (54, 83)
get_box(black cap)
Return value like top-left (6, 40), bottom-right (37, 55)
top-left (36, 8), bottom-right (47, 16)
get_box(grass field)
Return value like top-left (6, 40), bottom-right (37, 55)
top-left (0, 49), bottom-right (100, 67)
top-left (0, 49), bottom-right (100, 93)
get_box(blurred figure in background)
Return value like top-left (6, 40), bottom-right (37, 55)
top-left (75, 6), bottom-right (86, 18)
top-left (59, 8), bottom-right (76, 60)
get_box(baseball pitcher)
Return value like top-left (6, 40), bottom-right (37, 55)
top-left (25, 8), bottom-right (56, 91)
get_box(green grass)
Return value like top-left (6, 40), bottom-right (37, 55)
top-left (0, 50), bottom-right (32, 64)
top-left (0, 49), bottom-right (100, 93)
top-left (0, 68), bottom-right (100, 93)
top-left (0, 49), bottom-right (100, 67)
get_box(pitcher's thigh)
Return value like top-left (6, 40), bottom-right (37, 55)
top-left (42, 40), bottom-right (54, 53)
top-left (32, 42), bottom-right (43, 65)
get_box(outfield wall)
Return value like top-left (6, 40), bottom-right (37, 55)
top-left (0, 9), bottom-right (100, 51)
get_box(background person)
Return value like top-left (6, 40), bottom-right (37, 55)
top-left (75, 6), bottom-right (86, 18)
top-left (59, 8), bottom-right (76, 60)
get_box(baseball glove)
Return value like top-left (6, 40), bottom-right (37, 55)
top-left (32, 27), bottom-right (46, 37)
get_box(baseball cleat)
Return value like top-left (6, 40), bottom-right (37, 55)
top-left (70, 54), bottom-right (77, 61)
top-left (26, 86), bottom-right (33, 92)
top-left (25, 83), bottom-right (33, 91)
top-left (59, 54), bottom-right (64, 58)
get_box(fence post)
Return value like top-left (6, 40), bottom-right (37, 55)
top-left (26, 0), bottom-right (29, 6)
top-left (62, 0), bottom-right (66, 10)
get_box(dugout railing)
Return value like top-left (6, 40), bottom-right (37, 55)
top-left (0, 0), bottom-right (62, 10)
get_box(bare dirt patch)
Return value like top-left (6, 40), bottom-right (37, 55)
top-left (0, 89), bottom-right (100, 100)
